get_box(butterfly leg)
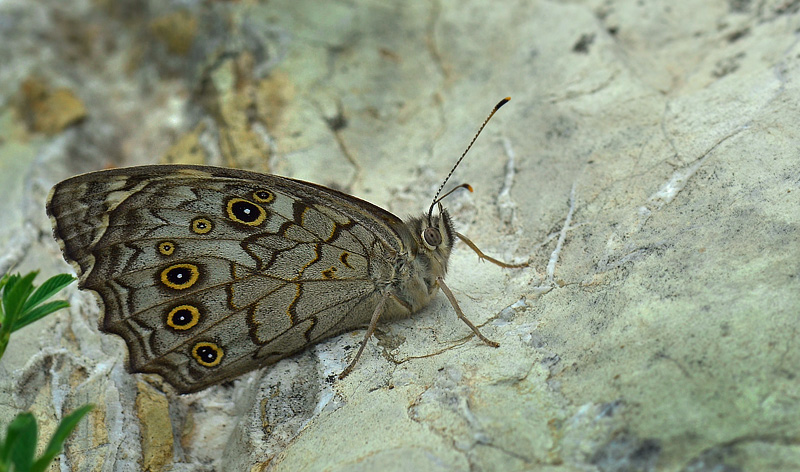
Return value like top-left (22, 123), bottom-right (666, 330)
top-left (339, 293), bottom-right (389, 379)
top-left (455, 231), bottom-right (529, 268)
top-left (436, 276), bottom-right (500, 348)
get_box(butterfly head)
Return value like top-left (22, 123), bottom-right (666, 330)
top-left (407, 204), bottom-right (455, 279)
top-left (421, 205), bottom-right (453, 250)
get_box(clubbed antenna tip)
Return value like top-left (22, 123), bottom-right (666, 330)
top-left (427, 97), bottom-right (511, 222)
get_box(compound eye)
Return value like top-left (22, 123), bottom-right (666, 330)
top-left (422, 227), bottom-right (442, 249)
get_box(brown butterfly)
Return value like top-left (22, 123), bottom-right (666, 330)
top-left (46, 98), bottom-right (524, 393)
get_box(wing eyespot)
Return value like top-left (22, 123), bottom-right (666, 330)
top-left (192, 342), bottom-right (223, 367)
top-left (166, 305), bottom-right (200, 330)
top-left (227, 198), bottom-right (267, 226)
top-left (191, 218), bottom-right (213, 234)
top-left (253, 189), bottom-right (275, 203)
top-left (160, 263), bottom-right (200, 290)
top-left (158, 241), bottom-right (176, 256)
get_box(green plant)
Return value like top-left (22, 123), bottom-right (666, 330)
top-left (0, 272), bottom-right (74, 359)
top-left (0, 405), bottom-right (93, 472)
top-left (0, 271), bottom-right (92, 472)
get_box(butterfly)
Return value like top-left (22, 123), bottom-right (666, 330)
top-left (46, 98), bottom-right (524, 393)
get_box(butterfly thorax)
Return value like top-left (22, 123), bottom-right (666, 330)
top-left (379, 210), bottom-right (455, 321)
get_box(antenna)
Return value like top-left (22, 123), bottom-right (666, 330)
top-left (427, 97), bottom-right (510, 222)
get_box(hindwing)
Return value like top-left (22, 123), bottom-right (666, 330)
top-left (47, 165), bottom-right (408, 393)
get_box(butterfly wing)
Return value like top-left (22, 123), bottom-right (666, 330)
top-left (47, 165), bottom-right (409, 393)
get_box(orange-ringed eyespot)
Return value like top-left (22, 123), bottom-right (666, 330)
top-left (166, 305), bottom-right (200, 330)
top-left (158, 241), bottom-right (176, 256)
top-left (227, 198), bottom-right (266, 225)
top-left (253, 189), bottom-right (275, 203)
top-left (161, 263), bottom-right (200, 290)
top-left (192, 342), bottom-right (223, 367)
top-left (191, 217), bottom-right (213, 234)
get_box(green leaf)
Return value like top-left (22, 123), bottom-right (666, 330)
top-left (0, 271), bottom-right (74, 360)
top-left (1, 272), bottom-right (37, 326)
top-left (0, 412), bottom-right (25, 465)
top-left (0, 274), bottom-right (22, 331)
top-left (1, 412), bottom-right (37, 472)
top-left (0, 272), bottom-right (84, 471)
top-left (30, 405), bottom-right (93, 472)
top-left (21, 274), bottom-right (75, 315)
top-left (14, 301), bottom-right (71, 332)
top-left (0, 274), bottom-right (19, 323)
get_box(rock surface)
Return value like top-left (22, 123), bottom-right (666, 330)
top-left (0, 0), bottom-right (797, 470)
